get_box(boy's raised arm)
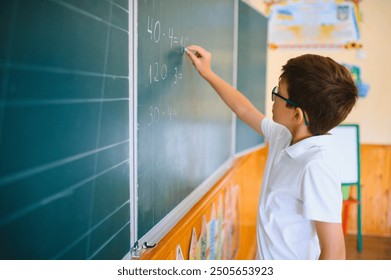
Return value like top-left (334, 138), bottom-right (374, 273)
top-left (186, 45), bottom-right (265, 137)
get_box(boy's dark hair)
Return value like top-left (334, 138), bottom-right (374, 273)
top-left (280, 54), bottom-right (358, 135)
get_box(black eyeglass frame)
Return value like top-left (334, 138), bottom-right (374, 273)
top-left (271, 86), bottom-right (309, 126)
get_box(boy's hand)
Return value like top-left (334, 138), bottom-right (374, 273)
top-left (185, 45), bottom-right (265, 136)
top-left (185, 45), bottom-right (213, 79)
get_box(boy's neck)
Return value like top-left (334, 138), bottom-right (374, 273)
top-left (290, 126), bottom-right (314, 145)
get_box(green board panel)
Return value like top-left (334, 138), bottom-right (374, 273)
top-left (0, 0), bottom-right (130, 259)
top-left (235, 1), bottom-right (267, 154)
top-left (137, 0), bottom-right (234, 239)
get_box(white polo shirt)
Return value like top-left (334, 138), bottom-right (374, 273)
top-left (257, 118), bottom-right (342, 260)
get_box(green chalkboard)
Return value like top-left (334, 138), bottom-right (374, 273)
top-left (236, 1), bottom-right (267, 154)
top-left (136, 0), bottom-right (234, 240)
top-left (0, 0), bottom-right (130, 259)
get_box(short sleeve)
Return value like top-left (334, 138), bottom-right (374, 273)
top-left (261, 118), bottom-right (291, 143)
top-left (301, 160), bottom-right (342, 223)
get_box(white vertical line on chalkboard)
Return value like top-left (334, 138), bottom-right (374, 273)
top-left (52, 200), bottom-right (131, 259)
top-left (231, 0), bottom-right (239, 158)
top-left (108, 0), bottom-right (129, 13)
top-left (49, 0), bottom-right (128, 34)
top-left (129, 0), bottom-right (139, 258)
top-left (85, 1), bottom-right (115, 257)
top-left (88, 221), bottom-right (131, 260)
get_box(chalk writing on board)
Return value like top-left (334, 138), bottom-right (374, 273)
top-left (148, 62), bottom-right (167, 83)
top-left (147, 105), bottom-right (178, 126)
top-left (148, 17), bottom-right (190, 48)
top-left (146, 16), bottom-right (189, 85)
top-left (143, 15), bottom-right (192, 127)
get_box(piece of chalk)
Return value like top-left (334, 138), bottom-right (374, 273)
top-left (184, 47), bottom-right (189, 53)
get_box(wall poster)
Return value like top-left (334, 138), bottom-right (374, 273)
top-left (266, 0), bottom-right (362, 49)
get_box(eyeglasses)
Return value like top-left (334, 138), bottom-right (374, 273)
top-left (271, 86), bottom-right (309, 126)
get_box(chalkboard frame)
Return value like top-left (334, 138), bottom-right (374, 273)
top-left (129, 0), bottom-right (137, 259)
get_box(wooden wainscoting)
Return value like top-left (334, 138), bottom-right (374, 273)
top-left (137, 147), bottom-right (268, 260)
top-left (346, 144), bottom-right (391, 237)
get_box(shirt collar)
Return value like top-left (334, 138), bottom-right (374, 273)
top-left (284, 134), bottom-right (332, 158)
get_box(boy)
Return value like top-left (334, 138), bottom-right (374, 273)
top-left (185, 45), bottom-right (358, 260)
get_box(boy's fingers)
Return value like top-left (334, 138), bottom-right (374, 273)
top-left (186, 45), bottom-right (206, 58)
top-left (187, 45), bottom-right (204, 53)
top-left (185, 48), bottom-right (198, 64)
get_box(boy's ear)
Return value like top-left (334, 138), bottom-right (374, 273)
top-left (294, 107), bottom-right (304, 125)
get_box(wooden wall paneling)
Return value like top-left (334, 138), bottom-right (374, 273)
top-left (347, 145), bottom-right (391, 237)
top-left (137, 147), bottom-right (267, 260)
